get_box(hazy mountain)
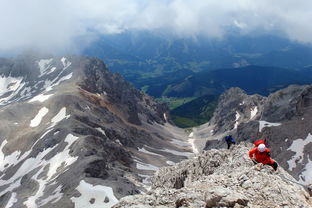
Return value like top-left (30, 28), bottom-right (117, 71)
top-left (162, 65), bottom-right (312, 98)
top-left (83, 32), bottom-right (312, 95)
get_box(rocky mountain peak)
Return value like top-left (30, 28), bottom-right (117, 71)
top-left (189, 84), bottom-right (312, 191)
top-left (209, 87), bottom-right (265, 134)
top-left (0, 54), bottom-right (193, 208)
top-left (114, 143), bottom-right (312, 208)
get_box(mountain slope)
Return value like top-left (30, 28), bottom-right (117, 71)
top-left (163, 65), bottom-right (312, 97)
top-left (0, 54), bottom-right (193, 208)
top-left (170, 94), bottom-right (218, 128)
top-left (189, 85), bottom-right (312, 186)
top-left (114, 143), bottom-right (312, 208)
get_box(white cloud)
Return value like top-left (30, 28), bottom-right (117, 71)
top-left (1, 0), bottom-right (312, 53)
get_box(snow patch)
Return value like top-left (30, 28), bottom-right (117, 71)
top-left (259, 121), bottom-right (281, 132)
top-left (0, 76), bottom-right (23, 96)
top-left (71, 180), bottom-right (118, 208)
top-left (166, 161), bottom-right (175, 166)
top-left (46, 72), bottom-right (73, 91)
top-left (188, 132), bottom-right (194, 137)
top-left (38, 59), bottom-right (53, 76)
top-left (0, 140), bottom-right (24, 170)
top-left (250, 106), bottom-right (258, 119)
top-left (51, 107), bottom-right (70, 124)
top-left (0, 134), bottom-right (79, 207)
top-left (28, 93), bottom-right (53, 103)
top-left (30, 107), bottom-right (49, 127)
top-left (299, 158), bottom-right (312, 184)
top-left (96, 128), bottom-right (106, 136)
top-left (234, 111), bottom-right (240, 129)
top-left (61, 57), bottom-right (71, 69)
top-left (5, 192), bottom-right (17, 208)
top-left (138, 147), bottom-right (163, 157)
top-left (23, 134), bottom-right (79, 207)
top-left (115, 139), bottom-right (122, 145)
top-left (135, 160), bottom-right (159, 171)
top-left (163, 113), bottom-right (168, 122)
top-left (0, 76), bottom-right (25, 105)
top-left (287, 134), bottom-right (312, 171)
top-left (188, 138), bottom-right (199, 154)
top-left (38, 185), bottom-right (63, 206)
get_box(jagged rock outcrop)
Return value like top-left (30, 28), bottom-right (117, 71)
top-left (188, 88), bottom-right (265, 152)
top-left (190, 85), bottom-right (312, 188)
top-left (114, 143), bottom-right (312, 208)
top-left (209, 88), bottom-right (265, 133)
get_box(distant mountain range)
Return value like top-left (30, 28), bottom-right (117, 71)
top-left (84, 32), bottom-right (312, 89)
top-left (161, 65), bottom-right (312, 127)
top-left (163, 65), bottom-right (312, 97)
top-left (83, 32), bottom-right (312, 127)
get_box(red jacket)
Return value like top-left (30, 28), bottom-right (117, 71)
top-left (249, 147), bottom-right (274, 165)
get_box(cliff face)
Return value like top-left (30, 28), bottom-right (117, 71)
top-left (114, 143), bottom-right (312, 208)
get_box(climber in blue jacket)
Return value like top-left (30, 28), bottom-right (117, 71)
top-left (224, 135), bottom-right (236, 149)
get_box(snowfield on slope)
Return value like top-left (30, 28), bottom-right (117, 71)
top-left (250, 106), bottom-right (258, 119)
top-left (71, 180), bottom-right (118, 208)
top-left (287, 133), bottom-right (312, 184)
top-left (0, 76), bottom-right (25, 105)
top-left (0, 134), bottom-right (79, 208)
top-left (258, 120), bottom-right (281, 132)
top-left (28, 93), bottom-right (53, 103)
top-left (30, 107), bottom-right (49, 127)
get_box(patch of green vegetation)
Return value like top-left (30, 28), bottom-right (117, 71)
top-left (171, 115), bottom-right (201, 128)
top-left (141, 85), bottom-right (149, 93)
top-left (186, 61), bottom-right (210, 72)
top-left (170, 94), bottom-right (219, 128)
top-left (157, 97), bottom-right (196, 110)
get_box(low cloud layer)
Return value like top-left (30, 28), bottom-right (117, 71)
top-left (1, 0), bottom-right (312, 53)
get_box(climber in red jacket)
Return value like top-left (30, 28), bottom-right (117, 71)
top-left (249, 143), bottom-right (278, 171)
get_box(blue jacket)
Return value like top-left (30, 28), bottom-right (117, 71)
top-left (225, 136), bottom-right (235, 143)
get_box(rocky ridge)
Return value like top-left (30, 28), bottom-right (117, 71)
top-left (189, 85), bottom-right (312, 187)
top-left (114, 143), bottom-right (312, 208)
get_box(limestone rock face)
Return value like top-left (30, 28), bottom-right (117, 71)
top-left (114, 143), bottom-right (312, 208)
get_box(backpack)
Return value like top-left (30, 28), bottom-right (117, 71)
top-left (254, 139), bottom-right (267, 147)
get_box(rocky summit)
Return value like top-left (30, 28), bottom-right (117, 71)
top-left (0, 54), bottom-right (193, 208)
top-left (114, 143), bottom-right (312, 208)
top-left (189, 85), bottom-right (312, 187)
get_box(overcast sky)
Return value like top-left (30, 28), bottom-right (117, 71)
top-left (1, 0), bottom-right (312, 54)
